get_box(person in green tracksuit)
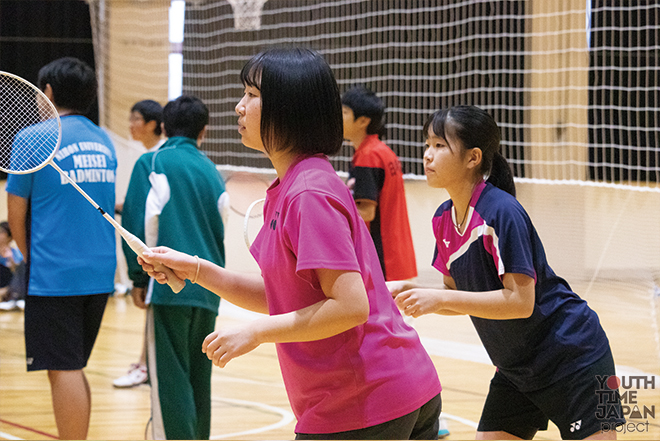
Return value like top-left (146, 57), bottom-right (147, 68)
top-left (122, 94), bottom-right (229, 440)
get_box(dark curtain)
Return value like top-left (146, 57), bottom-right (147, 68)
top-left (0, 0), bottom-right (96, 180)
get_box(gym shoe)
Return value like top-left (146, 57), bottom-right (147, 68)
top-left (114, 283), bottom-right (129, 296)
top-left (0, 300), bottom-right (17, 311)
top-left (438, 416), bottom-right (450, 438)
top-left (113, 363), bottom-right (147, 388)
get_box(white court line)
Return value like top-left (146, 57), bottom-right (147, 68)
top-left (223, 302), bottom-right (659, 377)
top-left (210, 397), bottom-right (295, 440)
top-left (442, 412), bottom-right (479, 429)
top-left (218, 301), bottom-right (264, 321)
top-left (420, 335), bottom-right (660, 380)
top-left (420, 336), bottom-right (491, 365)
top-left (217, 301), bottom-right (659, 437)
top-left (215, 374), bottom-right (285, 389)
top-left (0, 431), bottom-right (22, 440)
top-left (209, 398), bottom-right (481, 438)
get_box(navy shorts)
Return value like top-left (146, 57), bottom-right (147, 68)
top-left (478, 348), bottom-right (625, 439)
top-left (24, 293), bottom-right (109, 371)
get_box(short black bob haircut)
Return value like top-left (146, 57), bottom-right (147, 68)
top-left (341, 85), bottom-right (386, 138)
top-left (162, 95), bottom-right (208, 141)
top-left (37, 57), bottom-right (97, 114)
top-left (131, 99), bottom-right (164, 136)
top-left (240, 47), bottom-right (343, 157)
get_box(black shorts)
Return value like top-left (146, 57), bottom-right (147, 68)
top-left (24, 293), bottom-right (109, 371)
top-left (295, 393), bottom-right (441, 440)
top-left (478, 348), bottom-right (625, 439)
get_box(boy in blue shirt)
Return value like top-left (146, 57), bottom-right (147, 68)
top-left (6, 57), bottom-right (117, 440)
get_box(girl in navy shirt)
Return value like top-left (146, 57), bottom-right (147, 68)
top-left (390, 106), bottom-right (624, 440)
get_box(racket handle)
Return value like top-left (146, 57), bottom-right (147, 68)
top-left (120, 229), bottom-right (186, 294)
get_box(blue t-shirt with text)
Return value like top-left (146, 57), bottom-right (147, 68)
top-left (6, 115), bottom-right (117, 296)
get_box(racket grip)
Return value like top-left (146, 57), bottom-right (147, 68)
top-left (121, 232), bottom-right (186, 294)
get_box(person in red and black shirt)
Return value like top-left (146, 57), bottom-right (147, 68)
top-left (342, 86), bottom-right (417, 281)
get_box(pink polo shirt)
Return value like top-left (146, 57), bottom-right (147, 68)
top-left (250, 155), bottom-right (441, 434)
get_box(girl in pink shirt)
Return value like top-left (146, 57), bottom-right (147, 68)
top-left (139, 48), bottom-right (442, 439)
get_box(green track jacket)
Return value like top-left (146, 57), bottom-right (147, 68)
top-left (122, 136), bottom-right (228, 313)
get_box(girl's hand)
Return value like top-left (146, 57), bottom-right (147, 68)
top-left (202, 326), bottom-right (260, 368)
top-left (137, 246), bottom-right (196, 284)
top-left (386, 280), bottom-right (417, 298)
top-left (394, 288), bottom-right (446, 318)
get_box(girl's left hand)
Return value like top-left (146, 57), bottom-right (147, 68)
top-left (385, 280), bottom-right (417, 298)
top-left (394, 289), bottom-right (445, 318)
top-left (202, 326), bottom-right (260, 368)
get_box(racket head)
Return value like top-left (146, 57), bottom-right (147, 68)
top-left (224, 170), bottom-right (270, 216)
top-left (221, 168), bottom-right (272, 248)
top-left (0, 71), bottom-right (61, 174)
top-left (243, 197), bottom-right (265, 249)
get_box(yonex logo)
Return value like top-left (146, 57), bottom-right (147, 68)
top-left (270, 211), bottom-right (280, 230)
top-left (570, 420), bottom-right (582, 432)
top-left (443, 239), bottom-right (450, 248)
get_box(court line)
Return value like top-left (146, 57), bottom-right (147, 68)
top-left (223, 301), bottom-right (660, 377)
top-left (216, 302), bottom-right (659, 436)
top-left (421, 336), bottom-right (660, 382)
top-left (215, 374), bottom-right (285, 389)
top-left (210, 397), bottom-right (295, 439)
top-left (210, 358), bottom-right (485, 436)
top-left (442, 412), bottom-right (479, 429)
top-left (0, 418), bottom-right (57, 440)
top-left (0, 431), bottom-right (21, 441)
top-left (420, 336), bottom-right (491, 365)
top-left (209, 398), bottom-right (482, 438)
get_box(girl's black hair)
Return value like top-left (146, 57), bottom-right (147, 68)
top-left (423, 105), bottom-right (516, 197)
top-left (240, 47), bottom-right (343, 156)
top-left (131, 99), bottom-right (163, 136)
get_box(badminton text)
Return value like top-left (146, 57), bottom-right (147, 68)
top-left (56, 142), bottom-right (116, 184)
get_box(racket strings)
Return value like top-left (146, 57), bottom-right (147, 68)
top-left (0, 73), bottom-right (59, 173)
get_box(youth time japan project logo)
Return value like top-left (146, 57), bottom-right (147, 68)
top-left (597, 375), bottom-right (656, 435)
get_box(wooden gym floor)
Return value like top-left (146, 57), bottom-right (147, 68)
top-left (1, 268), bottom-right (659, 440)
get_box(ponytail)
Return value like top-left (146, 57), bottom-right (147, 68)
top-left (486, 151), bottom-right (516, 197)
top-left (424, 105), bottom-right (516, 197)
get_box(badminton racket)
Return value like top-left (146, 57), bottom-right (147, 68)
top-left (0, 71), bottom-right (185, 293)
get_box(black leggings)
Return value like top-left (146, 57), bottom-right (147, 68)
top-left (296, 393), bottom-right (442, 440)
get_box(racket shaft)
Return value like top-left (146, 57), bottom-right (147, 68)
top-left (49, 162), bottom-right (185, 293)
